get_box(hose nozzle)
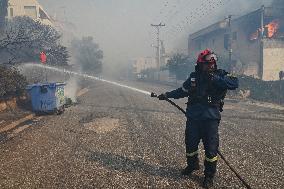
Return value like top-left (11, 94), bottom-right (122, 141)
top-left (151, 92), bottom-right (157, 98)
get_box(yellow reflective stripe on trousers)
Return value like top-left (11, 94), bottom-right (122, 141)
top-left (205, 156), bottom-right (218, 162)
top-left (186, 151), bottom-right (198, 157)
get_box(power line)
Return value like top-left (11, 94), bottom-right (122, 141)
top-left (165, 0), bottom-right (232, 41)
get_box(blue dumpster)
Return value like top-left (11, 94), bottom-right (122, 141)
top-left (27, 83), bottom-right (66, 114)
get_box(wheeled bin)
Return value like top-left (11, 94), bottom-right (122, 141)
top-left (27, 83), bottom-right (66, 114)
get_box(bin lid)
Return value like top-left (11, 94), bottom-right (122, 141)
top-left (26, 82), bottom-right (66, 90)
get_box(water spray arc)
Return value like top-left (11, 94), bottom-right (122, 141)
top-left (24, 64), bottom-right (151, 96)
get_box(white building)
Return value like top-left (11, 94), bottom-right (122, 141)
top-left (6, 0), bottom-right (52, 25)
top-left (132, 57), bottom-right (157, 75)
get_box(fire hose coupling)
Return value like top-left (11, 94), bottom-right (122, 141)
top-left (150, 92), bottom-right (158, 98)
top-left (151, 92), bottom-right (168, 100)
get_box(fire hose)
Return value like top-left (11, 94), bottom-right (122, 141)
top-left (151, 92), bottom-right (252, 189)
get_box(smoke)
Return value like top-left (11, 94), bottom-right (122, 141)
top-left (64, 77), bottom-right (78, 102)
top-left (271, 0), bottom-right (284, 7)
top-left (37, 0), bottom-right (274, 76)
top-left (171, 0), bottom-right (273, 51)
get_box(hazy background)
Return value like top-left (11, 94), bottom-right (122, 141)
top-left (38, 0), bottom-right (273, 72)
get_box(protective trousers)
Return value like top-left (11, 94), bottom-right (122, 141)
top-left (185, 119), bottom-right (219, 178)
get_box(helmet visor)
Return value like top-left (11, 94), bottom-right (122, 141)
top-left (205, 53), bottom-right (218, 62)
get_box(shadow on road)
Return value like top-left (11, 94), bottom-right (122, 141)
top-left (82, 105), bottom-right (182, 115)
top-left (86, 151), bottom-right (203, 183)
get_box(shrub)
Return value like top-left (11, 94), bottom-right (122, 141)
top-left (0, 65), bottom-right (27, 98)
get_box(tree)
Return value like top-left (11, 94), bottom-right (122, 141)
top-left (71, 36), bottom-right (103, 74)
top-left (0, 16), bottom-right (69, 66)
top-left (167, 53), bottom-right (194, 80)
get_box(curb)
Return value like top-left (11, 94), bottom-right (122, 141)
top-left (0, 114), bottom-right (34, 134)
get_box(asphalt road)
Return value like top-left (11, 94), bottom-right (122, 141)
top-left (0, 78), bottom-right (283, 189)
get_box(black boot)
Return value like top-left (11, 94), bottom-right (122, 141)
top-left (181, 164), bottom-right (200, 176)
top-left (202, 177), bottom-right (214, 188)
top-left (182, 155), bottom-right (200, 176)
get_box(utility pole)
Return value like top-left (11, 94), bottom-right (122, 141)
top-left (260, 5), bottom-right (265, 79)
top-left (279, 71), bottom-right (284, 104)
top-left (151, 23), bottom-right (165, 80)
top-left (227, 15), bottom-right (233, 72)
top-left (260, 5), bottom-right (265, 39)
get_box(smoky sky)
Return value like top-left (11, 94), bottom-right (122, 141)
top-left (38, 0), bottom-right (272, 67)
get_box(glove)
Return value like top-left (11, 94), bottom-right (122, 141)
top-left (219, 70), bottom-right (229, 76)
top-left (208, 72), bottom-right (220, 81)
top-left (158, 93), bottom-right (167, 100)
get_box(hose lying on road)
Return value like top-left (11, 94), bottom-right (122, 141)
top-left (151, 92), bottom-right (252, 189)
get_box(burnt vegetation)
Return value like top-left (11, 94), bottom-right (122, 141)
top-left (0, 65), bottom-right (27, 99)
top-left (239, 75), bottom-right (284, 104)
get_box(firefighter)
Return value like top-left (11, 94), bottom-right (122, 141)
top-left (158, 49), bottom-right (239, 188)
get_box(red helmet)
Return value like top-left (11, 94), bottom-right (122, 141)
top-left (197, 49), bottom-right (217, 65)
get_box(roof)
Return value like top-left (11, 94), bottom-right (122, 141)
top-left (189, 6), bottom-right (284, 40)
top-left (189, 20), bottom-right (228, 40)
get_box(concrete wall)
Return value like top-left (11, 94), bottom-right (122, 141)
top-left (263, 39), bottom-right (284, 81)
top-left (231, 23), bottom-right (261, 77)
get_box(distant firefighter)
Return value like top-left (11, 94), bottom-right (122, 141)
top-left (158, 49), bottom-right (239, 188)
top-left (40, 51), bottom-right (47, 64)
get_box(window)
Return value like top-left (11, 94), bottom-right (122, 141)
top-left (10, 8), bottom-right (13, 17)
top-left (39, 8), bottom-right (48, 19)
top-left (233, 32), bottom-right (237, 40)
top-left (24, 6), bottom-right (37, 19)
top-left (224, 34), bottom-right (229, 49)
top-left (196, 40), bottom-right (202, 50)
